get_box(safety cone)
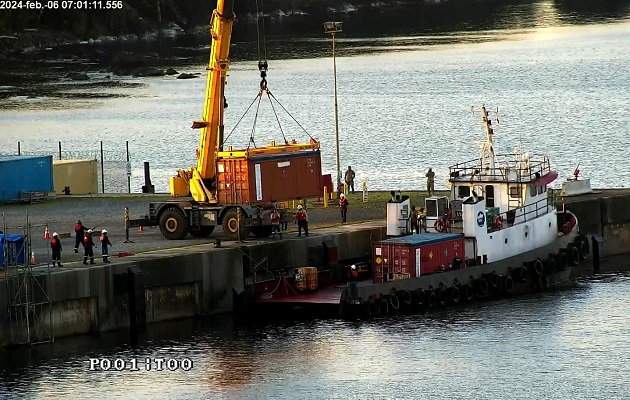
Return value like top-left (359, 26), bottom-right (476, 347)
top-left (31, 251), bottom-right (36, 264)
top-left (138, 225), bottom-right (144, 232)
top-left (44, 226), bottom-right (50, 239)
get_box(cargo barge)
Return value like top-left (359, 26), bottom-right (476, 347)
top-left (247, 106), bottom-right (591, 318)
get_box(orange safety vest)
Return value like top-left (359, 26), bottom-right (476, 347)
top-left (83, 236), bottom-right (89, 243)
top-left (100, 234), bottom-right (106, 242)
top-left (340, 198), bottom-right (347, 207)
top-left (51, 238), bottom-right (58, 246)
top-left (296, 210), bottom-right (306, 221)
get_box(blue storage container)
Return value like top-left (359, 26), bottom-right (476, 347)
top-left (0, 155), bottom-right (54, 202)
top-left (0, 234), bottom-right (26, 268)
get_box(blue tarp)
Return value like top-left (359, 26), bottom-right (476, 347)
top-left (380, 232), bottom-right (464, 246)
top-left (0, 233), bottom-right (26, 267)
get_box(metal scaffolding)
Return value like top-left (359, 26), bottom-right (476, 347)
top-left (2, 212), bottom-right (54, 345)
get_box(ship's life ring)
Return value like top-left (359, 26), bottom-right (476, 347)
top-left (494, 215), bottom-right (504, 229)
top-left (434, 219), bottom-right (447, 233)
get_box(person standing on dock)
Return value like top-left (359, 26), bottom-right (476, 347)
top-left (83, 229), bottom-right (96, 265)
top-left (51, 232), bottom-right (63, 267)
top-left (339, 193), bottom-right (349, 223)
top-left (426, 168), bottom-right (435, 196)
top-left (100, 229), bottom-right (112, 263)
top-left (271, 208), bottom-right (282, 240)
top-left (74, 220), bottom-right (85, 253)
top-left (345, 166), bottom-right (356, 193)
top-left (295, 205), bottom-right (309, 237)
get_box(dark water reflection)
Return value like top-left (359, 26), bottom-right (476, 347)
top-left (1, 273), bottom-right (630, 399)
top-left (1, 0), bottom-right (630, 97)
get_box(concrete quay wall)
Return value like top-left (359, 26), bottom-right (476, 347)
top-left (562, 190), bottom-right (630, 256)
top-left (0, 222), bottom-right (386, 346)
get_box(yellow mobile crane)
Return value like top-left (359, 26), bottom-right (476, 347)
top-left (133, 0), bottom-right (323, 241)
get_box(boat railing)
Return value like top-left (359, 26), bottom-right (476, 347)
top-left (489, 195), bottom-right (555, 231)
top-left (449, 154), bottom-right (551, 182)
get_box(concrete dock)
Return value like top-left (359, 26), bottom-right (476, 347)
top-left (0, 221), bottom-right (386, 346)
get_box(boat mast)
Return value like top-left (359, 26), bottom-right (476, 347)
top-left (477, 105), bottom-right (496, 174)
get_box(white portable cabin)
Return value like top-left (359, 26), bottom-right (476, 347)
top-left (386, 195), bottom-right (411, 236)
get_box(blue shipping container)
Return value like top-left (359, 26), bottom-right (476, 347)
top-left (0, 155), bottom-right (54, 202)
top-left (0, 234), bottom-right (26, 268)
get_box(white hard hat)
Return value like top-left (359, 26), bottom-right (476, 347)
top-left (340, 193), bottom-right (345, 198)
top-left (351, 264), bottom-right (356, 270)
top-left (52, 232), bottom-right (58, 237)
top-left (102, 229), bottom-right (107, 234)
top-left (87, 229), bottom-right (93, 233)
top-left (297, 205), bottom-right (303, 210)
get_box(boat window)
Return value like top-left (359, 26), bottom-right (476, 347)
top-left (486, 185), bottom-right (495, 207)
top-left (457, 186), bottom-right (470, 198)
top-left (509, 185), bottom-right (521, 198)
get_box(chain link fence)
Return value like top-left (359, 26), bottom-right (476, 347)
top-left (1, 142), bottom-right (131, 194)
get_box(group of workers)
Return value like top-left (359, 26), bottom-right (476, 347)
top-left (49, 220), bottom-right (112, 267)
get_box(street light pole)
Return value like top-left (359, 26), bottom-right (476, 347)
top-left (324, 21), bottom-right (343, 195)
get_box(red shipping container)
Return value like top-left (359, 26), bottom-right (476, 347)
top-left (372, 233), bottom-right (465, 283)
top-left (217, 149), bottom-right (322, 204)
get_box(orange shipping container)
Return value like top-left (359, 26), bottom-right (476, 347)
top-left (217, 150), bottom-right (322, 204)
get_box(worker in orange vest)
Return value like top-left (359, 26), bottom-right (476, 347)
top-left (339, 193), bottom-right (349, 223)
top-left (83, 229), bottom-right (96, 265)
top-left (295, 205), bottom-right (309, 237)
top-left (100, 229), bottom-right (112, 263)
top-left (51, 232), bottom-right (63, 267)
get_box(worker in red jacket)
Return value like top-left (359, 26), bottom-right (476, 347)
top-left (339, 193), bottom-right (349, 223)
top-left (295, 205), bottom-right (309, 237)
top-left (74, 220), bottom-right (85, 253)
top-left (51, 232), bottom-right (63, 267)
top-left (100, 229), bottom-right (112, 263)
top-left (83, 229), bottom-right (96, 265)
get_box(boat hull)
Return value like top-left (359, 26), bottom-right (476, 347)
top-left (340, 230), bottom-right (585, 318)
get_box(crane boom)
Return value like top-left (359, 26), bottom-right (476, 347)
top-left (179, 0), bottom-right (235, 203)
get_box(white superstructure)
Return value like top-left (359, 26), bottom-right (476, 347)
top-left (430, 106), bottom-right (571, 264)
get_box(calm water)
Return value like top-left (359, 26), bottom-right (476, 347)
top-left (1, 1), bottom-right (629, 192)
top-left (1, 273), bottom-right (630, 399)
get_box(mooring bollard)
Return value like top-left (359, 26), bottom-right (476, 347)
top-left (323, 186), bottom-right (328, 208)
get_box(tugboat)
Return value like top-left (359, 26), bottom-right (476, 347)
top-left (340, 106), bottom-right (590, 318)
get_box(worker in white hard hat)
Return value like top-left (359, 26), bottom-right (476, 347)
top-left (295, 204), bottom-right (309, 237)
top-left (339, 193), bottom-right (349, 223)
top-left (83, 228), bottom-right (96, 265)
top-left (100, 229), bottom-right (112, 263)
top-left (349, 264), bottom-right (359, 282)
top-left (50, 232), bottom-right (63, 267)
